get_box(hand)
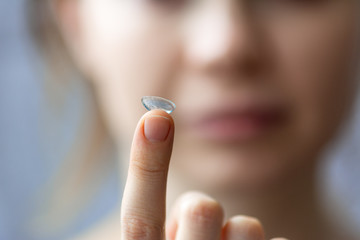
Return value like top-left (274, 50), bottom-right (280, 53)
top-left (120, 110), bottom-right (287, 240)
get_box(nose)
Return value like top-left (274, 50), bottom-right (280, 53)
top-left (182, 1), bottom-right (262, 77)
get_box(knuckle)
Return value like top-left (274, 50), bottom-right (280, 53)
top-left (121, 215), bottom-right (164, 239)
top-left (244, 216), bottom-right (263, 228)
top-left (231, 215), bottom-right (262, 226)
top-left (181, 194), bottom-right (223, 226)
top-left (130, 155), bottom-right (167, 178)
top-left (228, 215), bottom-right (265, 238)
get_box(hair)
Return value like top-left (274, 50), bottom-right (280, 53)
top-left (27, 0), bottom-right (117, 237)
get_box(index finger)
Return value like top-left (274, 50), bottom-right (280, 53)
top-left (121, 109), bottom-right (175, 240)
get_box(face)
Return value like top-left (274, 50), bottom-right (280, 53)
top-left (59, 0), bottom-right (359, 191)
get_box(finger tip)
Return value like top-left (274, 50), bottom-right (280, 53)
top-left (141, 110), bottom-right (175, 132)
top-left (144, 110), bottom-right (174, 124)
top-left (135, 110), bottom-right (174, 144)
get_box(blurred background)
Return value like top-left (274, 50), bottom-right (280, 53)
top-left (0, 0), bottom-right (359, 239)
top-left (0, 1), bottom-right (119, 239)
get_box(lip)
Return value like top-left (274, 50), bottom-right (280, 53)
top-left (182, 99), bottom-right (287, 142)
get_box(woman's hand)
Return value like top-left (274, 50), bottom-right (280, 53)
top-left (120, 110), bottom-right (286, 240)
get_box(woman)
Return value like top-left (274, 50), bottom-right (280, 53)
top-left (30, 0), bottom-right (360, 239)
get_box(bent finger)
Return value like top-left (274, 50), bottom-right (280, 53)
top-left (222, 216), bottom-right (265, 240)
top-left (172, 192), bottom-right (224, 240)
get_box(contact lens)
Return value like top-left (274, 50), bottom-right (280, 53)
top-left (141, 96), bottom-right (176, 114)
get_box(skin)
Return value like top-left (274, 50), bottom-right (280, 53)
top-left (54, 0), bottom-right (360, 239)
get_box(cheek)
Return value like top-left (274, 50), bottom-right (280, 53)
top-left (78, 1), bottom-right (181, 140)
top-left (267, 10), bottom-right (358, 147)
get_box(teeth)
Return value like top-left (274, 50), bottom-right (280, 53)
top-left (141, 96), bottom-right (176, 114)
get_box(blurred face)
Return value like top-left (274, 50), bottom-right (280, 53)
top-left (60, 0), bottom-right (359, 191)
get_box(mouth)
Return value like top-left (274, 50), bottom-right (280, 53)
top-left (182, 99), bottom-right (287, 142)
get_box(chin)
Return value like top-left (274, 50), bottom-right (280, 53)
top-left (172, 125), bottom-right (325, 194)
top-left (173, 146), bottom-right (300, 194)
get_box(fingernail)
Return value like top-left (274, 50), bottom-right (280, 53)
top-left (144, 115), bottom-right (171, 142)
